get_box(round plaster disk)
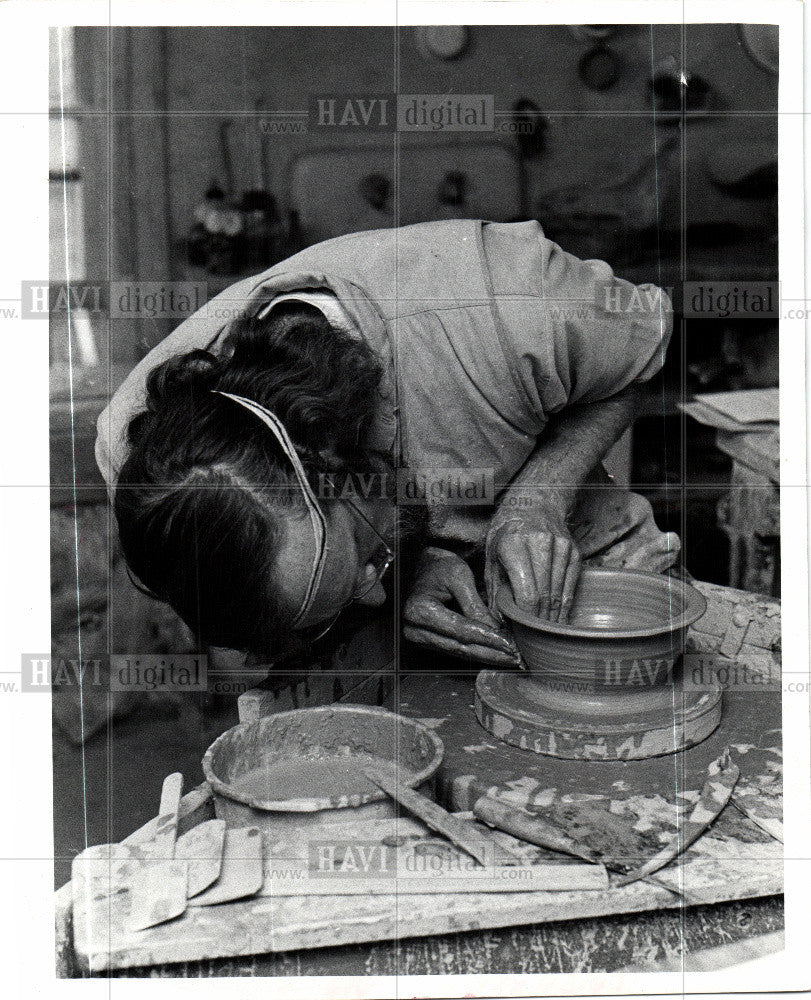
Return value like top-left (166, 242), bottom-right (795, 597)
top-left (475, 669), bottom-right (723, 760)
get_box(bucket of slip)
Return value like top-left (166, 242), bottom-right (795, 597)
top-left (202, 704), bottom-right (444, 836)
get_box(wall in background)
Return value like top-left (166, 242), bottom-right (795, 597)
top-left (72, 24), bottom-right (778, 363)
top-left (167, 25), bottom-right (777, 273)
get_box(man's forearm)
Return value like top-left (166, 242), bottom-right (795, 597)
top-left (501, 385), bottom-right (639, 517)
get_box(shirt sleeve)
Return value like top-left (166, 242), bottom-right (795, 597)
top-left (483, 221), bottom-right (673, 419)
top-left (541, 238), bottom-right (673, 408)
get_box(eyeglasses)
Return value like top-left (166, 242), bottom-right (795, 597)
top-left (296, 495), bottom-right (395, 644)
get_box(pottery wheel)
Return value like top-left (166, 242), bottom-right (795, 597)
top-left (475, 670), bottom-right (723, 760)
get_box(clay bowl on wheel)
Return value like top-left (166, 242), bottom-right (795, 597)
top-left (202, 704), bottom-right (444, 837)
top-left (497, 568), bottom-right (707, 691)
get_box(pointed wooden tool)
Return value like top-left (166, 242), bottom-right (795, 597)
top-left (364, 764), bottom-right (495, 867)
top-left (128, 773), bottom-right (188, 931)
top-left (471, 793), bottom-right (691, 900)
top-left (472, 794), bottom-right (601, 863)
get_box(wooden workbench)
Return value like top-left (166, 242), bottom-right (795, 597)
top-left (55, 581), bottom-right (783, 977)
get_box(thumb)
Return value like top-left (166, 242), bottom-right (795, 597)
top-left (449, 561), bottom-right (500, 628)
top-left (484, 550), bottom-right (504, 620)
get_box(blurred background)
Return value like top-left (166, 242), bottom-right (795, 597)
top-left (49, 24), bottom-right (779, 874)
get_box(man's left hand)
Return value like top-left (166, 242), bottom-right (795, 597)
top-left (403, 547), bottom-right (521, 666)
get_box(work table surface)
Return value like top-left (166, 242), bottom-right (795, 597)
top-left (55, 580), bottom-right (783, 978)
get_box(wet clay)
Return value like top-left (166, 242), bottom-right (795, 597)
top-left (232, 754), bottom-right (411, 802)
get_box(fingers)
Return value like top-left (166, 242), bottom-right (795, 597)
top-left (403, 595), bottom-right (517, 654)
top-left (484, 552), bottom-right (502, 617)
top-left (527, 533), bottom-right (553, 618)
top-left (549, 535), bottom-right (580, 622)
top-left (493, 533), bottom-right (537, 613)
top-left (444, 558), bottom-right (500, 629)
top-left (403, 625), bottom-right (521, 667)
top-left (546, 536), bottom-right (568, 621)
top-left (492, 527), bottom-right (582, 622)
top-left (405, 548), bottom-right (521, 667)
top-left (559, 548), bottom-right (582, 623)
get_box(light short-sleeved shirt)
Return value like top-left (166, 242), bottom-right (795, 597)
top-left (96, 220), bottom-right (672, 531)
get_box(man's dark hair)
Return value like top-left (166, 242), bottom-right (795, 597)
top-left (114, 303), bottom-right (385, 654)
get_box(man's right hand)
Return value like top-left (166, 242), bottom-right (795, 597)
top-left (403, 547), bottom-right (521, 667)
top-left (485, 502), bottom-right (582, 622)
